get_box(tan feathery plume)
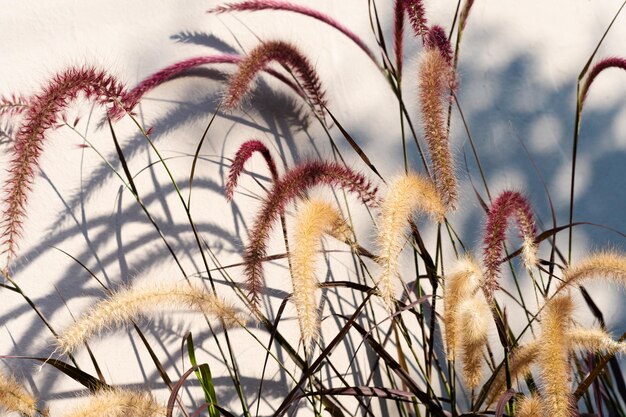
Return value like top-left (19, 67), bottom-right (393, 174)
top-left (0, 370), bottom-right (37, 417)
top-left (443, 255), bottom-right (482, 360)
top-left (486, 341), bottom-right (539, 406)
top-left (62, 389), bottom-right (165, 417)
top-left (418, 47), bottom-right (457, 210)
top-left (568, 327), bottom-right (626, 354)
top-left (57, 283), bottom-right (243, 354)
top-left (290, 199), bottom-right (349, 348)
top-left (559, 251), bottom-right (626, 292)
top-left (538, 294), bottom-right (574, 417)
top-left (516, 395), bottom-right (545, 417)
top-left (457, 294), bottom-right (490, 388)
top-left (376, 174), bottom-right (444, 309)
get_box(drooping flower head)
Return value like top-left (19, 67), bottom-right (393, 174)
top-left (226, 139), bottom-right (279, 201)
top-left (223, 40), bottom-right (326, 115)
top-left (244, 161), bottom-right (377, 309)
top-left (63, 388), bottom-right (165, 417)
top-left (560, 250), bottom-right (626, 292)
top-left (579, 57), bottom-right (626, 108)
top-left (482, 190), bottom-right (537, 303)
top-left (2, 67), bottom-right (125, 267)
top-left (402, 0), bottom-right (428, 39)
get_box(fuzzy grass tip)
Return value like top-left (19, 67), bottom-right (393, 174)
top-left (0, 370), bottom-right (37, 417)
top-left (226, 139), bottom-right (279, 201)
top-left (63, 388), bottom-right (165, 417)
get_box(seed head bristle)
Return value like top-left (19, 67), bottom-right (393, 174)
top-left (243, 161), bottom-right (377, 310)
top-left (0, 95), bottom-right (30, 117)
top-left (482, 190), bottom-right (537, 303)
top-left (443, 255), bottom-right (482, 360)
top-left (376, 174), bottom-right (444, 310)
top-left (63, 388), bottom-right (165, 417)
top-left (418, 48), bottom-right (457, 210)
top-left (2, 66), bottom-right (125, 267)
top-left (0, 370), bottom-right (37, 417)
top-left (208, 1), bottom-right (374, 60)
top-left (226, 139), bottom-right (279, 202)
top-left (516, 395), bottom-right (546, 417)
top-left (57, 283), bottom-right (243, 354)
top-left (223, 40), bottom-right (326, 116)
top-left (290, 199), bottom-right (348, 348)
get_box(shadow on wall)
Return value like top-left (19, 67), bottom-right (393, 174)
top-left (2, 24), bottom-right (626, 414)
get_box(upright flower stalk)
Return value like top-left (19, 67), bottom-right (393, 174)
top-left (290, 199), bottom-right (350, 348)
top-left (243, 161), bottom-right (377, 309)
top-left (418, 32), bottom-right (458, 210)
top-left (393, 0), bottom-right (405, 77)
top-left (482, 190), bottom-right (537, 303)
top-left (1, 67), bottom-right (125, 266)
top-left (223, 40), bottom-right (326, 115)
top-left (225, 139), bottom-right (279, 201)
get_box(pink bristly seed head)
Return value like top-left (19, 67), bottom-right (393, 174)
top-left (243, 161), bottom-right (377, 308)
top-left (224, 40), bottom-right (327, 116)
top-left (402, 0), bottom-right (428, 38)
top-left (2, 66), bottom-right (126, 266)
top-left (425, 25), bottom-right (454, 67)
top-left (580, 56), bottom-right (626, 107)
top-left (482, 190), bottom-right (537, 303)
top-left (226, 139), bottom-right (279, 202)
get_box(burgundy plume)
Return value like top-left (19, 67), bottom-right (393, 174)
top-left (209, 1), bottom-right (375, 61)
top-left (2, 66), bottom-right (125, 265)
top-left (425, 25), bottom-right (454, 66)
top-left (394, 0), bottom-right (405, 77)
top-left (243, 161), bottom-right (378, 308)
top-left (402, 0), bottom-right (428, 39)
top-left (226, 139), bottom-right (279, 201)
top-left (482, 191), bottom-right (537, 303)
top-left (580, 57), bottom-right (626, 106)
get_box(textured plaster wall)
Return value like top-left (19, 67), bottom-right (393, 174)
top-left (1, 1), bottom-right (626, 415)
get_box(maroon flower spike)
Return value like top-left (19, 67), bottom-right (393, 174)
top-left (2, 66), bottom-right (125, 266)
top-left (394, 0), bottom-right (405, 77)
top-left (110, 55), bottom-right (242, 120)
top-left (482, 190), bottom-right (538, 303)
top-left (580, 57), bottom-right (626, 107)
top-left (425, 25), bottom-right (454, 66)
top-left (226, 139), bottom-right (279, 201)
top-left (209, 1), bottom-right (375, 61)
top-left (223, 40), bottom-right (327, 115)
top-left (0, 95), bottom-right (30, 117)
top-left (244, 161), bottom-right (378, 309)
top-left (403, 0), bottom-right (428, 39)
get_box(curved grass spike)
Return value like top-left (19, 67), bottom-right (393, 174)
top-left (538, 294), bottom-right (574, 417)
top-left (290, 199), bottom-right (350, 348)
top-left (418, 35), bottom-right (458, 210)
top-left (223, 40), bottom-right (326, 115)
top-left (558, 250), bottom-right (626, 292)
top-left (226, 139), bottom-right (279, 201)
top-left (443, 255), bottom-right (482, 359)
top-left (482, 190), bottom-right (537, 303)
top-left (1, 66), bottom-right (125, 267)
top-left (376, 174), bottom-right (444, 310)
top-left (56, 283), bottom-right (243, 354)
top-left (579, 57), bottom-right (626, 107)
top-left (244, 161), bottom-right (378, 309)
top-left (402, 0), bottom-right (428, 39)
top-left (62, 388), bottom-right (165, 417)
top-left (208, 1), bottom-right (375, 61)
top-left (0, 370), bottom-right (38, 417)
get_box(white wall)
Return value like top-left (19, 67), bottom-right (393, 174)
top-left (1, 1), bottom-right (626, 415)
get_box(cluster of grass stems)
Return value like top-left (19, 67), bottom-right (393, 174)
top-left (2, 1), bottom-right (626, 416)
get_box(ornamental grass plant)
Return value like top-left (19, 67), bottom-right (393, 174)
top-left (1, 1), bottom-right (626, 416)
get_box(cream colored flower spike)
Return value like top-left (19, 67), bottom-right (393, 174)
top-left (517, 395), bottom-right (546, 417)
top-left (63, 389), bottom-right (165, 417)
top-left (560, 251), bottom-right (626, 292)
top-left (376, 174), bottom-right (445, 310)
top-left (57, 283), bottom-right (243, 354)
top-left (291, 199), bottom-right (349, 348)
top-left (0, 370), bottom-right (37, 417)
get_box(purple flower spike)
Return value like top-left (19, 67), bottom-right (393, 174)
top-left (2, 66), bottom-right (125, 266)
top-left (394, 0), bottom-right (405, 76)
top-left (580, 57), bottom-right (626, 107)
top-left (244, 161), bottom-right (378, 309)
top-left (209, 1), bottom-right (375, 61)
top-left (425, 25), bottom-right (454, 66)
top-left (482, 190), bottom-right (538, 303)
top-left (402, 0), bottom-right (428, 39)
top-left (226, 139), bottom-right (279, 201)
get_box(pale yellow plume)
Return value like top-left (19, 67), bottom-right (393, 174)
top-left (443, 255), bottom-right (482, 360)
top-left (517, 395), bottom-right (546, 417)
top-left (569, 327), bottom-right (626, 354)
top-left (457, 293), bottom-right (490, 388)
top-left (57, 283), bottom-right (243, 354)
top-left (62, 388), bottom-right (165, 417)
top-left (290, 199), bottom-right (348, 348)
top-left (0, 370), bottom-right (37, 417)
top-left (376, 174), bottom-right (445, 309)
top-left (560, 251), bottom-right (626, 292)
